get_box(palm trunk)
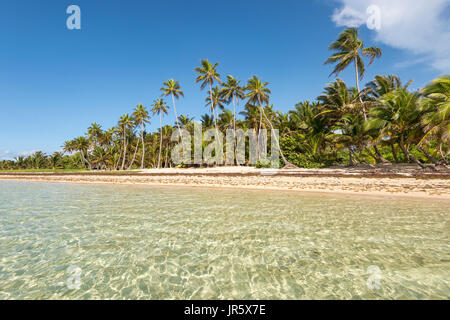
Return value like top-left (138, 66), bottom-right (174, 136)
top-left (355, 56), bottom-right (367, 120)
top-left (140, 122), bottom-right (145, 169)
top-left (258, 97), bottom-right (290, 167)
top-left (358, 150), bottom-right (374, 166)
top-left (114, 152), bottom-right (120, 171)
top-left (79, 150), bottom-right (91, 170)
top-left (232, 95), bottom-right (237, 134)
top-left (373, 145), bottom-right (390, 163)
top-left (128, 140), bottom-right (139, 170)
top-left (209, 83), bottom-right (221, 164)
top-left (366, 148), bottom-right (380, 163)
top-left (158, 114), bottom-right (163, 169)
top-left (350, 149), bottom-right (363, 164)
top-left (419, 145), bottom-right (440, 166)
top-left (172, 93), bottom-right (183, 141)
top-left (348, 148), bottom-right (354, 166)
top-left (232, 95), bottom-right (237, 165)
top-left (391, 142), bottom-right (399, 163)
top-left (257, 108), bottom-right (263, 159)
top-left (85, 151), bottom-right (93, 171)
top-left (120, 129), bottom-right (127, 170)
top-left (210, 83), bottom-right (220, 138)
top-left (439, 142), bottom-right (448, 164)
top-left (399, 135), bottom-right (424, 168)
top-left (164, 144), bottom-right (169, 168)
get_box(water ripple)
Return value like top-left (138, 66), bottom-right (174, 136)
top-left (0, 181), bottom-right (449, 299)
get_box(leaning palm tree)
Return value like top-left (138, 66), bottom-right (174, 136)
top-left (366, 88), bottom-right (426, 167)
top-left (118, 114), bottom-right (133, 170)
top-left (151, 98), bottom-right (169, 168)
top-left (130, 104), bottom-right (150, 169)
top-left (161, 79), bottom-right (184, 138)
top-left (365, 74), bottom-right (413, 162)
top-left (73, 136), bottom-right (91, 170)
top-left (245, 76), bottom-right (292, 168)
top-left (325, 28), bottom-right (382, 118)
top-left (195, 59), bottom-right (221, 138)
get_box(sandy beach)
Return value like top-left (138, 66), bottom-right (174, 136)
top-left (1, 165), bottom-right (450, 200)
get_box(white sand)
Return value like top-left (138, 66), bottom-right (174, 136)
top-left (1, 165), bottom-right (449, 200)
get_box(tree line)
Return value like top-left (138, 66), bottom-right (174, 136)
top-left (1, 28), bottom-right (448, 171)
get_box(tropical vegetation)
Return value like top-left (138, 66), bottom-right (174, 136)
top-left (1, 28), bottom-right (448, 171)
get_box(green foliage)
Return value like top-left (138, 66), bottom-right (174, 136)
top-left (1, 29), bottom-right (448, 171)
top-left (281, 135), bottom-right (334, 168)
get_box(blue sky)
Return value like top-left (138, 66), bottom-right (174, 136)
top-left (1, 0), bottom-right (449, 159)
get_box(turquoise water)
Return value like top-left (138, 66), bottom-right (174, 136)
top-left (0, 180), bottom-right (449, 299)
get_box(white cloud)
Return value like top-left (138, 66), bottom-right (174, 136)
top-left (331, 0), bottom-right (450, 73)
top-left (0, 150), bottom-right (39, 161)
top-left (16, 150), bottom-right (38, 157)
top-left (0, 150), bottom-right (12, 161)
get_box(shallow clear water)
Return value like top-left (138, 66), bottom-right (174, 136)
top-left (0, 180), bottom-right (449, 300)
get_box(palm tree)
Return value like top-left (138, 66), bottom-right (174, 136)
top-left (218, 109), bottom-right (234, 130)
top-left (240, 104), bottom-right (261, 131)
top-left (205, 86), bottom-right (226, 130)
top-left (151, 98), bottom-right (169, 168)
top-left (13, 156), bottom-right (26, 169)
top-left (318, 80), bottom-right (380, 163)
top-left (220, 75), bottom-right (245, 133)
top-left (366, 88), bottom-right (426, 167)
top-left (118, 114), bottom-right (133, 170)
top-left (178, 115), bottom-right (194, 128)
top-left (220, 75), bottom-right (245, 165)
top-left (245, 76), bottom-right (292, 167)
top-left (325, 28), bottom-right (382, 119)
top-left (195, 59), bottom-right (221, 138)
top-left (161, 79), bottom-right (184, 139)
top-left (366, 75), bottom-right (410, 100)
top-left (87, 123), bottom-right (103, 148)
top-left (131, 104), bottom-right (151, 169)
top-left (289, 101), bottom-right (332, 161)
top-left (161, 125), bottom-right (175, 168)
top-left (72, 137), bottom-right (91, 170)
top-left (201, 114), bottom-right (214, 129)
top-left (30, 151), bottom-right (47, 169)
top-left (420, 75), bottom-right (450, 164)
top-left (333, 113), bottom-right (374, 166)
top-left (273, 111), bottom-right (291, 137)
top-left (91, 146), bottom-right (108, 170)
top-left (318, 79), bottom-right (361, 122)
top-left (49, 152), bottom-right (64, 169)
top-left (365, 75), bottom-right (413, 162)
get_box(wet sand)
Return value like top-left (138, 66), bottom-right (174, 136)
top-left (1, 165), bottom-right (449, 200)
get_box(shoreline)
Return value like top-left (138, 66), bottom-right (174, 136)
top-left (1, 166), bottom-right (450, 200)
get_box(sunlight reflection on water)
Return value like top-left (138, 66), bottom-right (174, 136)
top-left (0, 180), bottom-right (449, 299)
